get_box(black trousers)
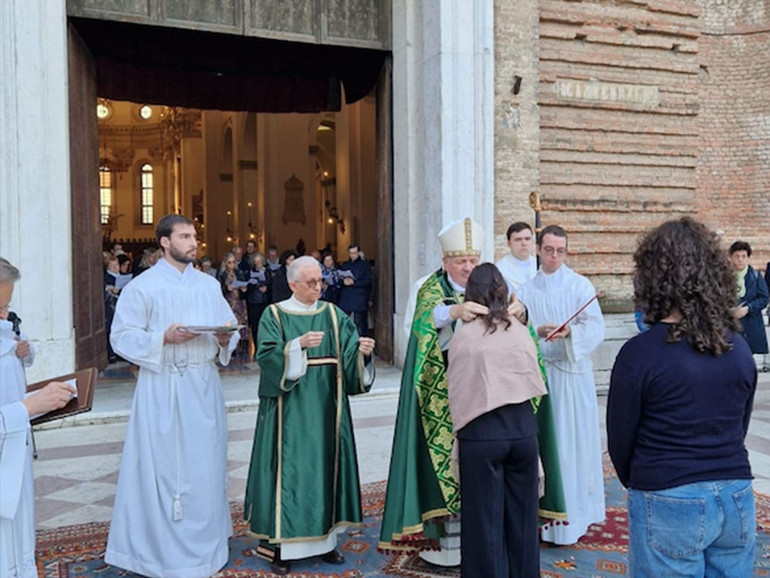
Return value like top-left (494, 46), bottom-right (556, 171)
top-left (247, 302), bottom-right (268, 349)
top-left (459, 433), bottom-right (540, 578)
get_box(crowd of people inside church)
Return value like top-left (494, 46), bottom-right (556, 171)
top-left (3, 212), bottom-right (768, 578)
top-left (100, 237), bottom-right (375, 363)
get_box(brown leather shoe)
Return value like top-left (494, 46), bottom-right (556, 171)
top-left (321, 548), bottom-right (345, 565)
top-left (269, 558), bottom-right (291, 575)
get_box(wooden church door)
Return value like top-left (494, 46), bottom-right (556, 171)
top-left (68, 24), bottom-right (108, 370)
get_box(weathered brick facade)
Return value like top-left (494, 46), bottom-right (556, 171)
top-left (494, 0), bottom-right (769, 309)
top-left (697, 0), bottom-right (770, 270)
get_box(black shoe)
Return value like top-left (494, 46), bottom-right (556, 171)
top-left (269, 558), bottom-right (291, 575)
top-left (321, 548), bottom-right (345, 565)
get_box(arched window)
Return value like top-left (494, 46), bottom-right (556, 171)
top-left (99, 166), bottom-right (112, 225)
top-left (140, 163), bottom-right (154, 225)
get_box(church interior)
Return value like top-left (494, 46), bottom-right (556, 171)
top-left (97, 97), bottom-right (378, 268)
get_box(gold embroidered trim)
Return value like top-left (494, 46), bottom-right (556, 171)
top-left (307, 357), bottom-right (338, 366)
top-left (276, 394), bottom-right (283, 539)
top-left (328, 305), bottom-right (343, 522)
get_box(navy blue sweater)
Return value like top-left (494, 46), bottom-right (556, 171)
top-left (607, 323), bottom-right (756, 490)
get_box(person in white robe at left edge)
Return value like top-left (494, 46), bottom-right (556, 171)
top-left (105, 215), bottom-right (240, 578)
top-left (0, 257), bottom-right (75, 578)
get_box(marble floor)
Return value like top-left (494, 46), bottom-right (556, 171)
top-left (31, 362), bottom-right (770, 529)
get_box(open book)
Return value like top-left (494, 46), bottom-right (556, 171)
top-left (26, 367), bottom-right (97, 426)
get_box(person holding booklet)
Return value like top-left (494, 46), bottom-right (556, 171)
top-left (517, 224), bottom-right (606, 545)
top-left (218, 251), bottom-right (250, 356)
top-left (243, 253), bottom-right (271, 355)
top-left (105, 215), bottom-right (239, 577)
top-left (1, 257), bottom-right (76, 578)
top-left (338, 244), bottom-right (373, 336)
top-left (321, 253), bottom-right (341, 305)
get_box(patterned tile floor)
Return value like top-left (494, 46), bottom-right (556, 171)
top-left (31, 362), bottom-right (770, 530)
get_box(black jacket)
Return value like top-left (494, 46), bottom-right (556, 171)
top-left (338, 258), bottom-right (373, 312)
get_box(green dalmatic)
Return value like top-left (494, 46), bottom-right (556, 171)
top-left (244, 303), bottom-right (371, 552)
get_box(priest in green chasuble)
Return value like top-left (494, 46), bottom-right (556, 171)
top-left (379, 218), bottom-right (566, 566)
top-left (244, 255), bottom-right (375, 576)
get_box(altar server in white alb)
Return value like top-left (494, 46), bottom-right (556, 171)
top-left (517, 224), bottom-right (605, 545)
top-left (495, 221), bottom-right (537, 293)
top-left (105, 215), bottom-right (239, 578)
top-left (0, 258), bottom-right (75, 578)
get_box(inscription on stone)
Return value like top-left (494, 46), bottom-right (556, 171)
top-left (554, 79), bottom-right (659, 106)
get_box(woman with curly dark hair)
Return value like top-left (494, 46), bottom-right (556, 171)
top-left (447, 263), bottom-right (548, 578)
top-left (608, 217), bottom-right (757, 577)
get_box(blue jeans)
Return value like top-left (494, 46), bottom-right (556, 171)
top-left (628, 480), bottom-right (755, 577)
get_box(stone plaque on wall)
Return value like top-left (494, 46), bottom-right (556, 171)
top-left (554, 79), bottom-right (660, 107)
top-left (282, 174), bottom-right (306, 224)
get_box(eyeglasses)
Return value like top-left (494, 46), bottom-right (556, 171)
top-left (541, 247), bottom-right (567, 256)
top-left (301, 278), bottom-right (323, 288)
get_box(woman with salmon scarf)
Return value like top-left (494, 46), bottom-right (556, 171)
top-left (447, 263), bottom-right (549, 578)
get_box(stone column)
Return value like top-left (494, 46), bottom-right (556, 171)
top-left (392, 0), bottom-right (495, 361)
top-left (0, 0), bottom-right (75, 379)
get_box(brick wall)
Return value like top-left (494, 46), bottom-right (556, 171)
top-left (538, 0), bottom-right (700, 307)
top-left (492, 0), bottom-right (769, 308)
top-left (697, 0), bottom-right (770, 271)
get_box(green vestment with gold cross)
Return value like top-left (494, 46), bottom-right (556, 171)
top-left (244, 301), bottom-right (371, 551)
top-left (379, 270), bottom-right (566, 551)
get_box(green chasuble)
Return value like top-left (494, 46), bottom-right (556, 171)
top-left (379, 270), bottom-right (566, 552)
top-left (244, 302), bottom-right (371, 547)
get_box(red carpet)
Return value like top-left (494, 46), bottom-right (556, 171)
top-left (35, 457), bottom-right (770, 577)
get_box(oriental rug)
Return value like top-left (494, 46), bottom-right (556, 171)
top-left (36, 457), bottom-right (770, 577)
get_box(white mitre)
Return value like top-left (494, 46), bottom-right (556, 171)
top-left (438, 217), bottom-right (483, 257)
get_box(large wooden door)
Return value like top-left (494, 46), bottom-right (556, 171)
top-left (374, 58), bottom-right (394, 363)
top-left (68, 25), bottom-right (108, 370)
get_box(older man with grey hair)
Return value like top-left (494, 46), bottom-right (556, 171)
top-left (244, 255), bottom-right (375, 575)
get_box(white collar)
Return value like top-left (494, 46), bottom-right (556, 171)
top-left (282, 295), bottom-right (320, 311)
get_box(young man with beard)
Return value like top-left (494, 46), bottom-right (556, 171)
top-left (105, 214), bottom-right (240, 577)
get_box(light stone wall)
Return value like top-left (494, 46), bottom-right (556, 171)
top-left (391, 0), bottom-right (495, 362)
top-left (0, 0), bottom-right (76, 380)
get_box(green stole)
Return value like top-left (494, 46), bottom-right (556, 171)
top-left (379, 271), bottom-right (566, 552)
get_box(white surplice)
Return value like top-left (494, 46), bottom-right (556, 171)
top-left (105, 259), bottom-right (239, 578)
top-left (0, 320), bottom-right (36, 578)
top-left (517, 265), bottom-right (605, 545)
top-left (495, 253), bottom-right (537, 293)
